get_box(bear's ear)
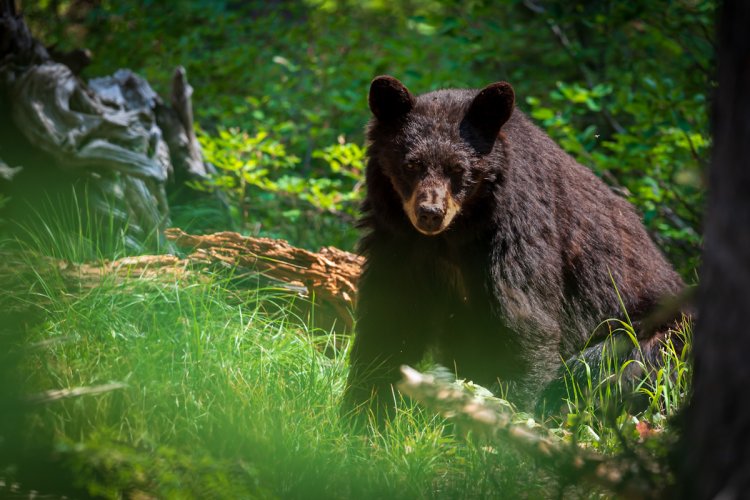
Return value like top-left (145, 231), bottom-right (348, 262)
top-left (464, 82), bottom-right (515, 144)
top-left (369, 76), bottom-right (415, 122)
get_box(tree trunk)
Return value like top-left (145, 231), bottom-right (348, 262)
top-left (680, 1), bottom-right (750, 498)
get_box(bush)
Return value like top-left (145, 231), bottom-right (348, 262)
top-left (192, 126), bottom-right (364, 249)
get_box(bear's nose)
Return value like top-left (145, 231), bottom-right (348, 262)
top-left (416, 204), bottom-right (445, 233)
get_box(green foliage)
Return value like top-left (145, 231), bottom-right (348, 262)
top-left (21, 0), bottom-right (711, 270)
top-left (193, 127), bottom-right (364, 249)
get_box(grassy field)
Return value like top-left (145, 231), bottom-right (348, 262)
top-left (0, 230), bottom-right (691, 499)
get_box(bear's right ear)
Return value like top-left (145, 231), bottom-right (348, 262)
top-left (464, 82), bottom-right (515, 144)
top-left (369, 76), bottom-right (415, 122)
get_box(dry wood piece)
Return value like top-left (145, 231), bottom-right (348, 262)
top-left (65, 254), bottom-right (193, 282)
top-left (165, 228), bottom-right (363, 325)
top-left (398, 366), bottom-right (667, 499)
top-left (156, 66), bottom-right (214, 184)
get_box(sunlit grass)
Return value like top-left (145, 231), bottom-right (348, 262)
top-left (10, 188), bottom-right (133, 263)
top-left (559, 315), bottom-right (692, 452)
top-left (11, 268), bottom-right (558, 498)
top-left (1, 212), bottom-right (692, 498)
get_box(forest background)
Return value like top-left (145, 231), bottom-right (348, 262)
top-left (0, 0), bottom-right (713, 498)
top-left (12, 0), bottom-right (710, 275)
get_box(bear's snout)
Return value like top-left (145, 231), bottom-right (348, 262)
top-left (416, 203), bottom-right (445, 233)
top-left (400, 178), bottom-right (462, 236)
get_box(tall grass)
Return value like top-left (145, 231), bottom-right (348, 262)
top-left (0, 213), bottom-right (692, 498)
top-left (9, 269), bottom-right (559, 498)
top-left (559, 315), bottom-right (692, 451)
top-left (10, 187), bottom-right (133, 263)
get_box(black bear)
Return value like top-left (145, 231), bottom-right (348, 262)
top-left (343, 75), bottom-right (684, 416)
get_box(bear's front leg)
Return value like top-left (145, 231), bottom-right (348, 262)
top-left (342, 252), bottom-right (434, 422)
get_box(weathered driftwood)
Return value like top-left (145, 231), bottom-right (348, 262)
top-left (161, 66), bottom-right (209, 183)
top-left (398, 366), bottom-right (667, 499)
top-left (9, 63), bottom-right (173, 248)
top-left (0, 1), bottom-right (214, 252)
top-left (14, 64), bottom-right (171, 182)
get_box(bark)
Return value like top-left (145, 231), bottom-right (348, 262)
top-left (165, 228), bottom-right (362, 314)
top-left (680, 1), bottom-right (750, 498)
top-left (156, 66), bottom-right (214, 185)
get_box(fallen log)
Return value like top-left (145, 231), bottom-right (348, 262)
top-left (165, 228), bottom-right (363, 320)
top-left (1, 229), bottom-right (363, 331)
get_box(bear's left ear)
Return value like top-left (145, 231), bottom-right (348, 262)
top-left (464, 82), bottom-right (515, 144)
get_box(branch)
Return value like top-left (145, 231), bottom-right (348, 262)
top-left (398, 366), bottom-right (667, 498)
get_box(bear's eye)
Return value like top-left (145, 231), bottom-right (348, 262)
top-left (447, 163), bottom-right (463, 175)
top-left (404, 161), bottom-right (420, 171)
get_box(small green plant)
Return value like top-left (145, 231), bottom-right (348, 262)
top-left (559, 315), bottom-right (692, 452)
top-left (192, 126), bottom-right (364, 250)
top-left (193, 127), bottom-right (300, 221)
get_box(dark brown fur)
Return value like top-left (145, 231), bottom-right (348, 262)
top-left (343, 76), bottom-right (684, 415)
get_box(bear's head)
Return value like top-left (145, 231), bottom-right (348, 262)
top-left (367, 76), bottom-right (514, 236)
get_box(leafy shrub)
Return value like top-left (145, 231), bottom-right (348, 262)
top-left (192, 127), bottom-right (364, 249)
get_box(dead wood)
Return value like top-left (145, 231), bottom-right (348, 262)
top-left (0, 229), bottom-right (363, 330)
top-left (165, 228), bottom-right (363, 328)
top-left (398, 366), bottom-right (668, 499)
top-left (0, 1), bottom-right (218, 252)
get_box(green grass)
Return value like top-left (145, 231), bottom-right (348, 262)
top-left (9, 188), bottom-right (136, 263)
top-left (559, 316), bottom-right (691, 453)
top-left (0, 217), bottom-right (692, 498)
top-left (7, 268), bottom-right (563, 498)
